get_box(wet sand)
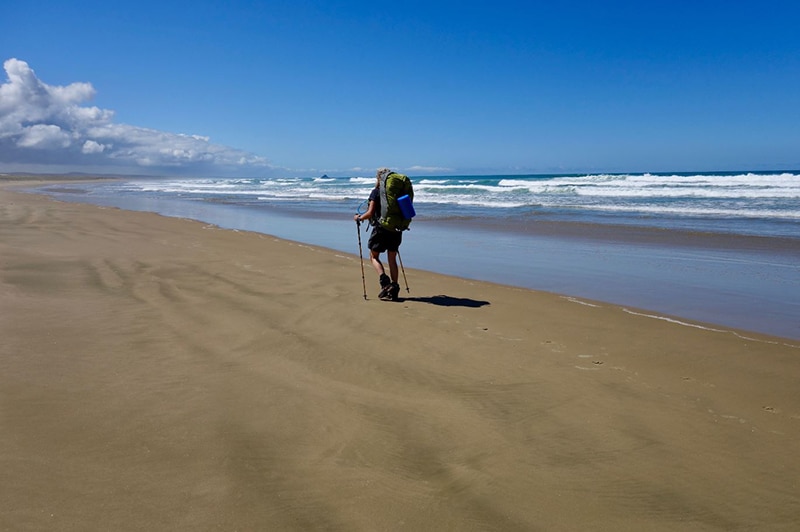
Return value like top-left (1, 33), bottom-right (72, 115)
top-left (27, 177), bottom-right (800, 339)
top-left (2, 181), bottom-right (800, 530)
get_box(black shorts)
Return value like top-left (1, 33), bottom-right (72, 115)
top-left (368, 226), bottom-right (402, 253)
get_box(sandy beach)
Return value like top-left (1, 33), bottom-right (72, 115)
top-left (2, 180), bottom-right (800, 531)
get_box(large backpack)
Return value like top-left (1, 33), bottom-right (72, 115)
top-left (377, 172), bottom-right (414, 231)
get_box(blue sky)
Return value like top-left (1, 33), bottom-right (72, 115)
top-left (1, 0), bottom-right (798, 177)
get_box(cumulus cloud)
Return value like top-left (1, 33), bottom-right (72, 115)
top-left (82, 140), bottom-right (107, 154)
top-left (17, 124), bottom-right (72, 149)
top-left (0, 58), bottom-right (270, 175)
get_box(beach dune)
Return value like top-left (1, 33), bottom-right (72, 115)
top-left (2, 183), bottom-right (799, 530)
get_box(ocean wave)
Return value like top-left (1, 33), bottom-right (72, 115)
top-left (578, 203), bottom-right (800, 220)
top-left (107, 172), bottom-right (800, 231)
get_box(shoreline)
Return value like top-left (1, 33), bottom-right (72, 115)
top-left (12, 173), bottom-right (800, 248)
top-left (7, 176), bottom-right (800, 341)
top-left (2, 180), bottom-right (800, 529)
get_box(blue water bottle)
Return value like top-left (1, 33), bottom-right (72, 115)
top-left (397, 195), bottom-right (416, 219)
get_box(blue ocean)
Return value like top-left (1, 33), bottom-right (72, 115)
top-left (36, 171), bottom-right (800, 340)
top-left (75, 171), bottom-right (800, 237)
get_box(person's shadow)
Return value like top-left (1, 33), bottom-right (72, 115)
top-left (401, 294), bottom-right (490, 308)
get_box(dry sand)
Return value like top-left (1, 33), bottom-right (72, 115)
top-left (2, 181), bottom-right (800, 531)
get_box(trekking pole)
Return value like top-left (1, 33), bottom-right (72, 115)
top-left (397, 250), bottom-right (410, 293)
top-left (355, 219), bottom-right (368, 300)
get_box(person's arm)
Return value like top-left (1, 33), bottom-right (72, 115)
top-left (354, 200), bottom-right (376, 222)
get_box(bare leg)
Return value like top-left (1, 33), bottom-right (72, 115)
top-left (387, 251), bottom-right (399, 283)
top-left (370, 250), bottom-right (385, 276)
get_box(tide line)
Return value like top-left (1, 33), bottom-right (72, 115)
top-left (621, 308), bottom-right (800, 348)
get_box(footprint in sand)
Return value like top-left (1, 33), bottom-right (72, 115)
top-left (543, 340), bottom-right (567, 353)
top-left (575, 354), bottom-right (604, 370)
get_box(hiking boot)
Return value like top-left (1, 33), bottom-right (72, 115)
top-left (389, 282), bottom-right (400, 301)
top-left (378, 285), bottom-right (393, 300)
top-left (378, 274), bottom-right (392, 300)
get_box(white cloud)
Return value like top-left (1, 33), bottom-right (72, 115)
top-left (0, 58), bottom-right (271, 175)
top-left (17, 124), bottom-right (72, 149)
top-left (406, 165), bottom-right (454, 174)
top-left (82, 140), bottom-right (107, 154)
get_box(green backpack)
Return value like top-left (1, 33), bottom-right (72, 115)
top-left (378, 172), bottom-right (414, 231)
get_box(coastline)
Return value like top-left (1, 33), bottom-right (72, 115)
top-left (17, 176), bottom-right (800, 340)
top-left (2, 179), bottom-right (800, 529)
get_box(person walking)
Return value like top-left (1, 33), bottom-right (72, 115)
top-left (354, 167), bottom-right (407, 301)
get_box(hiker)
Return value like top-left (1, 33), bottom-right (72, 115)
top-left (354, 167), bottom-right (410, 301)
